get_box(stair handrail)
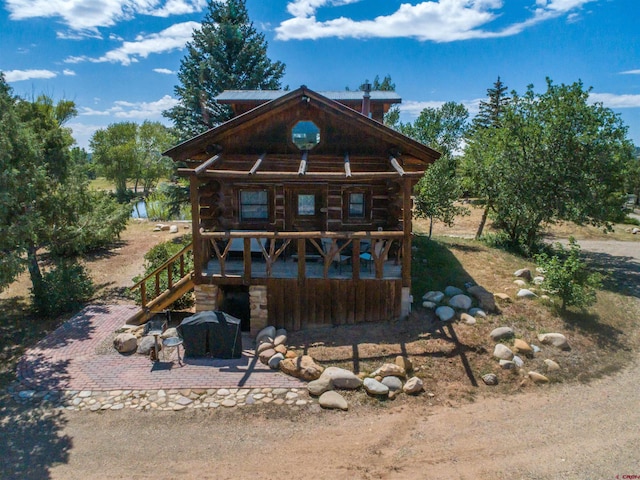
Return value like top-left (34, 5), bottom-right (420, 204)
top-left (130, 241), bottom-right (193, 308)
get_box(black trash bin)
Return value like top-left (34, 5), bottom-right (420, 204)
top-left (177, 311), bottom-right (242, 359)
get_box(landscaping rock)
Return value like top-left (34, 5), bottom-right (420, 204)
top-left (469, 307), bottom-right (487, 318)
top-left (517, 289), bottom-right (537, 299)
top-left (493, 343), bottom-right (514, 360)
top-left (435, 306), bottom-right (456, 322)
top-left (169, 225), bottom-right (179, 233)
top-left (256, 326), bottom-right (276, 344)
top-left (499, 359), bottom-right (515, 369)
top-left (444, 286), bottom-right (464, 297)
top-left (544, 359), bottom-right (561, 372)
top-left (279, 355), bottom-right (324, 381)
top-left (371, 363), bottom-right (406, 378)
top-left (363, 378), bottom-right (389, 396)
top-left (268, 353), bottom-right (284, 370)
top-left (460, 313), bottom-right (476, 325)
top-left (274, 345), bottom-right (287, 355)
top-left (490, 326), bottom-right (514, 341)
top-left (381, 376), bottom-right (403, 391)
top-left (528, 371), bottom-right (550, 383)
top-left (482, 373), bottom-right (498, 386)
top-left (403, 377), bottom-right (424, 394)
top-left (513, 279), bottom-right (527, 287)
top-left (494, 292), bottom-right (511, 302)
top-left (307, 377), bottom-right (333, 396)
top-left (448, 294), bottom-right (472, 310)
top-left (113, 333), bottom-right (137, 354)
top-left (319, 391), bottom-right (348, 410)
top-left (423, 291), bottom-right (445, 303)
top-left (395, 356), bottom-right (413, 373)
top-left (512, 355), bottom-right (524, 368)
top-left (160, 328), bottom-right (178, 339)
top-left (514, 268), bottom-right (533, 281)
top-left (273, 334), bottom-right (287, 346)
top-left (257, 342), bottom-right (274, 354)
top-left (513, 338), bottom-right (533, 355)
top-left (467, 286), bottom-right (496, 312)
top-left (422, 301), bottom-right (437, 309)
top-left (320, 367), bottom-right (363, 389)
top-left (538, 333), bottom-right (570, 350)
top-left (533, 276), bottom-right (545, 285)
top-left (258, 348), bottom-right (276, 365)
top-left (137, 336), bottom-right (160, 355)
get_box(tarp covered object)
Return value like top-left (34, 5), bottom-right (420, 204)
top-left (177, 311), bottom-right (242, 358)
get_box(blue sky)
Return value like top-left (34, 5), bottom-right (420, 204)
top-left (2, 0), bottom-right (639, 150)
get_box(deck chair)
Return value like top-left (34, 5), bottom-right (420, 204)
top-left (321, 238), bottom-right (351, 273)
top-left (359, 239), bottom-right (386, 272)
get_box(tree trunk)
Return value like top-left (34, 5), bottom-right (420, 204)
top-left (27, 244), bottom-right (44, 302)
top-left (428, 216), bottom-right (434, 239)
top-left (475, 205), bottom-right (489, 240)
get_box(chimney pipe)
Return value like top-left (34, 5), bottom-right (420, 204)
top-left (361, 82), bottom-right (371, 118)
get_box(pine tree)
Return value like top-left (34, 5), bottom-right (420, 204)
top-left (164, 0), bottom-right (285, 140)
top-left (471, 76), bottom-right (510, 131)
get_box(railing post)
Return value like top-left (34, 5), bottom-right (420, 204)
top-left (352, 238), bottom-right (360, 280)
top-left (297, 238), bottom-right (306, 281)
top-left (141, 282), bottom-right (147, 308)
top-left (167, 261), bottom-right (173, 289)
top-left (244, 237), bottom-right (252, 284)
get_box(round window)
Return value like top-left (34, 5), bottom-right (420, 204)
top-left (291, 121), bottom-right (320, 150)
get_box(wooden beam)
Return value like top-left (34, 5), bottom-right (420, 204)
top-left (402, 178), bottom-right (412, 287)
top-left (248, 153), bottom-right (266, 175)
top-left (298, 151), bottom-right (308, 176)
top-left (194, 154), bottom-right (220, 176)
top-left (199, 229), bottom-right (405, 239)
top-left (189, 176), bottom-right (203, 282)
top-left (344, 153), bottom-right (352, 177)
top-left (389, 155), bottom-right (405, 176)
top-left (178, 169), bottom-right (424, 180)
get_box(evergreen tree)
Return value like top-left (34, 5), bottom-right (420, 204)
top-left (164, 0), bottom-right (285, 140)
top-left (471, 76), bottom-right (510, 131)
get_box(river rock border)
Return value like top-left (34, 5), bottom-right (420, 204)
top-left (7, 384), bottom-right (310, 412)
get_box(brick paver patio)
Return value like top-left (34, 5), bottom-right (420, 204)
top-left (17, 305), bottom-right (304, 391)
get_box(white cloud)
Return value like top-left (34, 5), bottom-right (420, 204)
top-left (153, 68), bottom-right (175, 74)
top-left (6, 0), bottom-right (206, 33)
top-left (620, 69), bottom-right (640, 75)
top-left (65, 21), bottom-right (198, 66)
top-left (276, 0), bottom-right (596, 42)
top-left (3, 69), bottom-right (57, 81)
top-left (63, 69), bottom-right (76, 76)
top-left (79, 94), bottom-right (179, 119)
top-left (589, 93), bottom-right (640, 109)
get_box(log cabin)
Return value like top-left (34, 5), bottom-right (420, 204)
top-left (161, 85), bottom-right (440, 334)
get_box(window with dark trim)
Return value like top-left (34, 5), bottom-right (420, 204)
top-left (239, 189), bottom-right (269, 221)
top-left (348, 192), bottom-right (365, 218)
top-left (297, 194), bottom-right (316, 216)
top-left (342, 188), bottom-right (371, 223)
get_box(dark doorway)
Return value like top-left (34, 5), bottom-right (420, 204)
top-left (219, 285), bottom-right (250, 332)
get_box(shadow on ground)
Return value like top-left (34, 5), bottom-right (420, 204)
top-left (581, 250), bottom-right (640, 299)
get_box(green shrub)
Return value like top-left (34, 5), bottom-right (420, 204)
top-left (622, 215), bottom-right (640, 226)
top-left (31, 260), bottom-right (95, 317)
top-left (535, 238), bottom-right (602, 311)
top-left (130, 236), bottom-right (194, 309)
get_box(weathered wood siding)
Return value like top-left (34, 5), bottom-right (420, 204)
top-left (267, 278), bottom-right (402, 331)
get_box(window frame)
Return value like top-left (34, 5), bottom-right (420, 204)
top-left (342, 187), bottom-right (372, 224)
top-left (238, 188), bottom-right (271, 224)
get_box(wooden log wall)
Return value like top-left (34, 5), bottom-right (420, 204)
top-left (267, 278), bottom-right (402, 331)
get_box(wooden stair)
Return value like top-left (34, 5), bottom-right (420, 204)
top-left (126, 242), bottom-right (195, 325)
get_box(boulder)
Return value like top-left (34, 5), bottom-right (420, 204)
top-left (490, 326), bottom-right (514, 341)
top-left (268, 353), bottom-right (285, 370)
top-left (320, 367), bottom-right (363, 389)
top-left (517, 289), bottom-right (537, 299)
top-left (113, 333), bottom-right (137, 354)
top-left (467, 286), bottom-right (496, 312)
top-left (422, 301), bottom-right (437, 309)
top-left (363, 378), bottom-right (389, 396)
top-left (538, 333), bottom-right (570, 350)
top-left (279, 355), bottom-right (324, 381)
top-left (319, 391), bottom-right (348, 411)
top-left (256, 326), bottom-right (276, 344)
top-left (371, 363), bottom-right (406, 378)
top-left (423, 291), bottom-right (445, 303)
top-left (448, 294), bottom-right (472, 310)
top-left (482, 373), bottom-right (499, 386)
top-left (544, 359), bottom-right (561, 372)
top-left (160, 328), bottom-right (178, 339)
top-left (493, 343), bottom-right (514, 360)
top-left (499, 359), bottom-right (516, 369)
top-left (494, 293), bottom-right (511, 302)
top-left (435, 306), bottom-right (456, 322)
top-left (274, 344), bottom-right (287, 355)
top-left (513, 279), bottom-right (527, 287)
top-left (381, 376), bottom-right (403, 391)
top-left (308, 377), bottom-right (333, 396)
top-left (258, 348), bottom-right (276, 365)
top-left (512, 355), bottom-right (524, 368)
top-left (533, 276), bottom-right (545, 285)
top-left (395, 356), bottom-right (413, 373)
top-left (632, 227), bottom-right (640, 235)
top-left (469, 307), bottom-right (487, 318)
top-left (257, 342), bottom-right (274, 354)
top-left (460, 313), bottom-right (476, 325)
top-left (514, 268), bottom-right (533, 281)
top-left (137, 335), bottom-right (160, 355)
top-left (528, 371), bottom-right (550, 384)
top-left (169, 225), bottom-right (179, 233)
top-left (273, 334), bottom-right (287, 346)
top-left (444, 286), bottom-right (464, 297)
top-left (512, 339), bottom-right (533, 355)
top-left (403, 377), bottom-right (424, 394)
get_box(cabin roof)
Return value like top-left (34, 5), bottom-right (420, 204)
top-left (216, 89), bottom-right (401, 103)
top-left (164, 86), bottom-right (440, 177)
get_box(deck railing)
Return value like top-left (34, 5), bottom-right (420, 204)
top-left (198, 229), bottom-right (404, 282)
